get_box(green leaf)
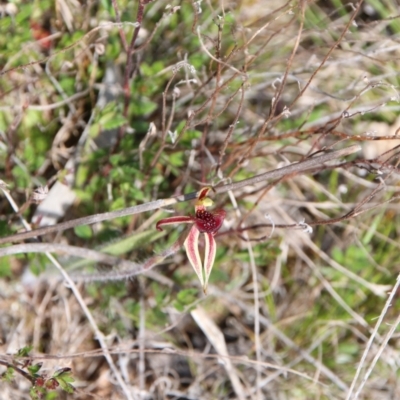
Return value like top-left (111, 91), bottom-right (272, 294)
top-left (129, 98), bottom-right (157, 116)
top-left (23, 110), bottom-right (42, 129)
top-left (362, 212), bottom-right (383, 245)
top-left (173, 301), bottom-right (184, 312)
top-left (57, 380), bottom-right (74, 393)
top-left (30, 386), bottom-right (46, 400)
top-left (28, 363), bottom-right (43, 375)
top-left (100, 101), bottom-right (117, 115)
top-left (60, 374), bottom-right (74, 383)
top-left (45, 391), bottom-right (59, 400)
top-left (74, 225), bottom-right (93, 239)
top-left (65, 230), bottom-right (164, 271)
top-left (16, 345), bottom-right (33, 357)
top-left (59, 76), bottom-right (76, 95)
top-left (53, 368), bottom-right (72, 378)
top-left (176, 288), bottom-right (198, 305)
top-left (167, 152), bottom-right (184, 167)
top-left (15, 3), bottom-right (34, 24)
top-left (110, 197), bottom-right (125, 211)
top-left (98, 111), bottom-right (115, 125)
top-left (0, 256), bottom-right (12, 278)
top-left (89, 123), bottom-right (101, 139)
top-left (103, 230), bottom-right (164, 256)
top-left (140, 61), bottom-right (165, 76)
top-left (2, 367), bottom-right (14, 382)
top-left (102, 114), bottom-right (127, 130)
top-left (56, 377), bottom-right (75, 394)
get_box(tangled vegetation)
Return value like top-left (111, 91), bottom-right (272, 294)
top-left (1, 0), bottom-right (400, 399)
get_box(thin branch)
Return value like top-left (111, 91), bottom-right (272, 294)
top-left (0, 145), bottom-right (361, 245)
top-left (347, 274), bottom-right (400, 400)
top-left (45, 253), bottom-right (134, 400)
top-left (0, 237), bottom-right (188, 283)
top-left (0, 89), bottom-right (90, 112)
top-left (0, 360), bottom-right (35, 384)
top-left (226, 189), bottom-right (262, 399)
top-left (118, 0), bottom-right (156, 147)
top-left (111, 0), bottom-right (128, 52)
top-left (0, 243), bottom-right (141, 270)
top-left (196, 25), bottom-right (247, 77)
top-left (290, 0), bottom-right (364, 106)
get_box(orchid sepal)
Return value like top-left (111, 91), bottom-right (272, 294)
top-left (184, 226), bottom-right (204, 288)
top-left (156, 216), bottom-right (194, 231)
top-left (203, 232), bottom-right (217, 294)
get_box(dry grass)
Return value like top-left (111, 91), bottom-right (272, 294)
top-left (1, 0), bottom-right (400, 399)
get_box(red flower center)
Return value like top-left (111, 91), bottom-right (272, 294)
top-left (195, 209), bottom-right (226, 234)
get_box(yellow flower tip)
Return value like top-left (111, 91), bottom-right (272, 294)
top-left (196, 197), bottom-right (214, 208)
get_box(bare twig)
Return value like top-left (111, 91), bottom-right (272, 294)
top-left (0, 359), bottom-right (35, 384)
top-left (110, 0), bottom-right (128, 52)
top-left (0, 145), bottom-right (360, 245)
top-left (347, 274), bottom-right (400, 400)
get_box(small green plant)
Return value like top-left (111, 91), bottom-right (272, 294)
top-left (0, 346), bottom-right (75, 399)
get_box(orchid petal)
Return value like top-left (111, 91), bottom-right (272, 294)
top-left (203, 232), bottom-right (217, 294)
top-left (196, 187), bottom-right (213, 208)
top-left (156, 216), bottom-right (193, 231)
top-left (195, 209), bottom-right (226, 234)
top-left (184, 226), bottom-right (204, 288)
top-left (198, 187), bottom-right (212, 201)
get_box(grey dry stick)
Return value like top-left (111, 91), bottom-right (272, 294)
top-left (0, 145), bottom-right (361, 245)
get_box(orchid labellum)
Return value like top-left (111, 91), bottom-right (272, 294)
top-left (156, 187), bottom-right (226, 293)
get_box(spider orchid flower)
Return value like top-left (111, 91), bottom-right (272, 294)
top-left (156, 187), bottom-right (226, 293)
